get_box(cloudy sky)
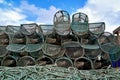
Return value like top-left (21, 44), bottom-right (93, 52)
top-left (0, 0), bottom-right (120, 32)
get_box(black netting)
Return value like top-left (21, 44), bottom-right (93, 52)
top-left (1, 55), bottom-right (16, 67)
top-left (17, 56), bottom-right (35, 66)
top-left (36, 56), bottom-right (54, 66)
top-left (55, 57), bottom-right (73, 68)
top-left (74, 57), bottom-right (93, 70)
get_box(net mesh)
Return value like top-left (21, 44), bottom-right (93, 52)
top-left (54, 10), bottom-right (70, 36)
top-left (71, 12), bottom-right (89, 36)
top-left (89, 22), bottom-right (105, 35)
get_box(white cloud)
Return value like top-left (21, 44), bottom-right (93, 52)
top-left (76, 0), bottom-right (120, 33)
top-left (0, 1), bottom-right (60, 26)
top-left (0, 0), bottom-right (4, 3)
top-left (0, 8), bottom-right (34, 26)
top-left (20, 1), bottom-right (60, 24)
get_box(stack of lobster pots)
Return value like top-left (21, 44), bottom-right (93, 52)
top-left (0, 10), bottom-right (119, 69)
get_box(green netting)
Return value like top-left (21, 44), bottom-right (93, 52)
top-left (85, 48), bottom-right (101, 59)
top-left (5, 25), bottom-right (26, 52)
top-left (29, 50), bottom-right (43, 59)
top-left (109, 45), bottom-right (120, 61)
top-left (100, 42), bottom-right (116, 53)
top-left (71, 12), bottom-right (89, 36)
top-left (98, 32), bottom-right (115, 45)
top-left (0, 46), bottom-right (8, 57)
top-left (25, 43), bottom-right (43, 52)
top-left (80, 35), bottom-right (100, 49)
top-left (42, 33), bottom-right (62, 58)
top-left (6, 44), bottom-right (25, 53)
top-left (89, 22), bottom-right (105, 35)
top-left (0, 65), bottom-right (120, 80)
top-left (25, 27), bottom-right (44, 52)
top-left (55, 57), bottom-right (73, 68)
top-left (54, 10), bottom-right (70, 36)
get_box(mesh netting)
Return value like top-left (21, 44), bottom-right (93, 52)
top-left (0, 65), bottom-right (120, 80)
top-left (54, 10), bottom-right (70, 36)
top-left (93, 58), bottom-right (111, 69)
top-left (71, 12), bottom-right (89, 36)
top-left (0, 46), bottom-right (8, 57)
top-left (25, 33), bottom-right (44, 52)
top-left (89, 22), bottom-right (105, 35)
top-left (85, 48), bottom-right (101, 59)
top-left (17, 56), bottom-right (35, 66)
top-left (0, 26), bottom-right (9, 46)
top-left (36, 56), bottom-right (54, 66)
top-left (39, 25), bottom-right (54, 36)
top-left (74, 57), bottom-right (93, 70)
top-left (1, 55), bottom-right (16, 67)
top-left (80, 35), bottom-right (100, 50)
top-left (5, 25), bottom-right (25, 52)
top-left (55, 57), bottom-right (73, 68)
top-left (65, 47), bottom-right (84, 59)
top-left (98, 32), bottom-right (115, 45)
top-left (29, 50), bottom-right (43, 59)
top-left (20, 23), bottom-right (39, 35)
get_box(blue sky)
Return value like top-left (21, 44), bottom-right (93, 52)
top-left (0, 0), bottom-right (120, 32)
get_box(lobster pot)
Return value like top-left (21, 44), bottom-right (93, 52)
top-left (93, 59), bottom-right (107, 69)
top-left (17, 56), bottom-right (35, 66)
top-left (5, 25), bottom-right (26, 52)
top-left (20, 23), bottom-right (40, 35)
top-left (0, 46), bottom-right (9, 57)
top-left (39, 25), bottom-right (54, 36)
top-left (89, 22), bottom-right (105, 36)
top-left (98, 32), bottom-right (115, 45)
top-left (61, 34), bottom-right (80, 47)
top-left (25, 33), bottom-right (44, 52)
top-left (1, 55), bottom-right (17, 67)
top-left (7, 33), bottom-right (26, 52)
top-left (36, 56), bottom-right (54, 66)
top-left (85, 48), bottom-right (101, 59)
top-left (100, 42), bottom-right (116, 53)
top-left (54, 10), bottom-right (70, 36)
top-left (42, 32), bottom-right (62, 58)
top-left (109, 45), bottom-right (120, 68)
top-left (42, 43), bottom-right (63, 59)
top-left (0, 26), bottom-right (9, 46)
top-left (74, 57), bottom-right (93, 70)
top-left (55, 57), bottom-right (73, 68)
top-left (64, 43), bottom-right (84, 59)
top-left (71, 12), bottom-right (89, 36)
top-left (80, 35), bottom-right (100, 50)
top-left (0, 33), bottom-right (9, 46)
top-left (101, 43), bottom-right (120, 68)
top-left (29, 50), bottom-right (43, 60)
